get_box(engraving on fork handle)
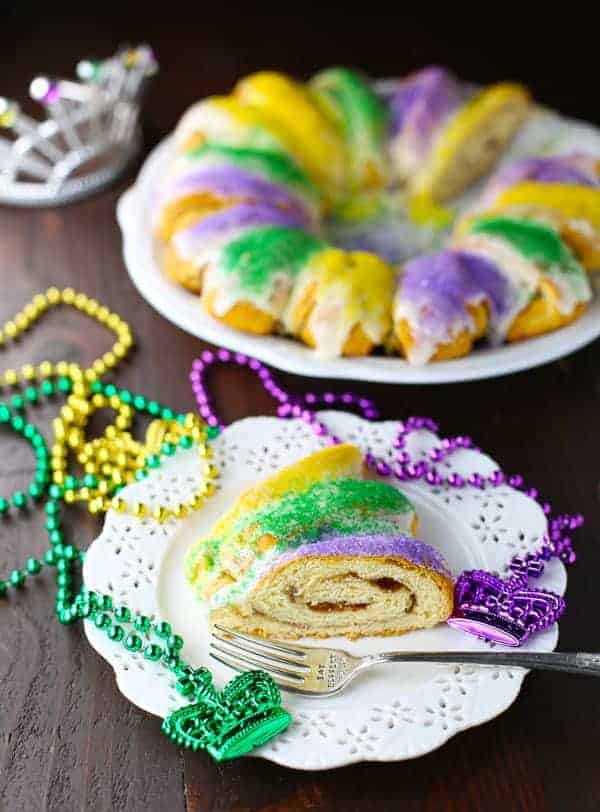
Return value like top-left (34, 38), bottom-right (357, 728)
top-left (319, 652), bottom-right (352, 690)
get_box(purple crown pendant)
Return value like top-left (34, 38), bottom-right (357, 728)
top-left (447, 569), bottom-right (566, 647)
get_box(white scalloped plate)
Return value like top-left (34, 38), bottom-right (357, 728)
top-left (117, 105), bottom-right (600, 384)
top-left (83, 412), bottom-right (566, 768)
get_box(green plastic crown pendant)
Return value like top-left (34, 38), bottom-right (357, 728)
top-left (162, 668), bottom-right (291, 761)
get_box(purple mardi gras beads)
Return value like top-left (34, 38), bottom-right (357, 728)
top-left (189, 350), bottom-right (583, 647)
top-left (189, 349), bottom-right (379, 444)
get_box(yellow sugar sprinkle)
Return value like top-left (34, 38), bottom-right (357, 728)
top-left (234, 71), bottom-right (346, 193)
top-left (412, 82), bottom-right (530, 202)
top-left (185, 443), bottom-right (363, 583)
top-left (494, 182), bottom-right (600, 230)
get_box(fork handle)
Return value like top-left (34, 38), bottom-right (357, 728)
top-left (366, 651), bottom-right (600, 676)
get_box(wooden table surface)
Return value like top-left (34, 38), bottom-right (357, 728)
top-left (1, 7), bottom-right (599, 811)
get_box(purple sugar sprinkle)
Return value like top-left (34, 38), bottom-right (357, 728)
top-left (174, 201), bottom-right (311, 258)
top-left (164, 165), bottom-right (312, 222)
top-left (485, 154), bottom-right (600, 198)
top-left (389, 66), bottom-right (463, 143)
top-left (399, 249), bottom-right (512, 341)
top-left (270, 534), bottom-right (452, 579)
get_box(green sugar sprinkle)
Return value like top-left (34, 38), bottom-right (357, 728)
top-left (470, 216), bottom-right (585, 276)
top-left (218, 226), bottom-right (327, 292)
top-left (311, 68), bottom-right (388, 149)
top-left (184, 143), bottom-right (318, 197)
top-left (191, 478), bottom-right (414, 573)
top-left (237, 478), bottom-right (414, 545)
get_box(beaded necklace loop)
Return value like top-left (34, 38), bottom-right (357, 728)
top-left (0, 287), bottom-right (132, 388)
top-left (0, 399), bottom-right (50, 516)
top-left (189, 348), bottom-right (380, 440)
top-left (0, 292), bottom-right (219, 524)
top-left (52, 380), bottom-right (219, 522)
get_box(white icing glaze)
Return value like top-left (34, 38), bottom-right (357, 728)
top-left (391, 92), bottom-right (468, 185)
top-left (453, 233), bottom-right (539, 331)
top-left (455, 232), bottom-right (591, 317)
top-left (203, 263), bottom-right (294, 320)
top-left (283, 259), bottom-right (392, 359)
top-left (393, 290), bottom-right (489, 366)
top-left (173, 100), bottom-right (286, 154)
top-left (172, 223), bottom-right (253, 264)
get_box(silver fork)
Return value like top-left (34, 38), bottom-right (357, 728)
top-left (210, 625), bottom-right (600, 697)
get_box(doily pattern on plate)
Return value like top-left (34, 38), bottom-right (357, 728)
top-left (84, 412), bottom-right (566, 769)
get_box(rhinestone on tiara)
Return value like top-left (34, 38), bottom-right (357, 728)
top-left (0, 44), bottom-right (157, 207)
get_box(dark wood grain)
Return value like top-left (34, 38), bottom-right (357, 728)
top-left (1, 6), bottom-right (600, 811)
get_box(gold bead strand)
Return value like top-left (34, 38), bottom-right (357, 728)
top-left (0, 287), bottom-right (134, 388)
top-left (0, 289), bottom-right (220, 525)
top-left (95, 417), bottom-right (219, 524)
top-left (51, 386), bottom-right (219, 524)
top-left (50, 387), bottom-right (137, 491)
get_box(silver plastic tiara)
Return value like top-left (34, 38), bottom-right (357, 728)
top-left (0, 45), bottom-right (158, 207)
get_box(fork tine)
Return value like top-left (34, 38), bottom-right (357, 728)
top-left (209, 642), bottom-right (305, 686)
top-left (212, 624), bottom-right (308, 659)
top-left (210, 649), bottom-right (307, 692)
top-left (210, 640), bottom-right (306, 680)
top-left (211, 629), bottom-right (310, 671)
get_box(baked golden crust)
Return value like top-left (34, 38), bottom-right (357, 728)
top-left (395, 302), bottom-right (489, 362)
top-left (290, 280), bottom-right (381, 357)
top-left (180, 132), bottom-right (205, 153)
top-left (506, 280), bottom-right (587, 342)
top-left (284, 249), bottom-right (394, 357)
top-left (163, 241), bottom-right (204, 294)
top-left (302, 322), bottom-right (374, 357)
top-left (202, 290), bottom-right (277, 334)
top-left (155, 194), bottom-right (229, 242)
top-left (561, 222), bottom-right (600, 272)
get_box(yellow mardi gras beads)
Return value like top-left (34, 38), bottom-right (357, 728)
top-left (1, 287), bottom-right (218, 523)
top-left (54, 398), bottom-right (219, 522)
top-left (0, 287), bottom-right (133, 388)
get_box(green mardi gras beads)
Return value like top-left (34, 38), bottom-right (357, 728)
top-left (0, 378), bottom-right (289, 760)
top-left (0, 402), bottom-right (51, 515)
